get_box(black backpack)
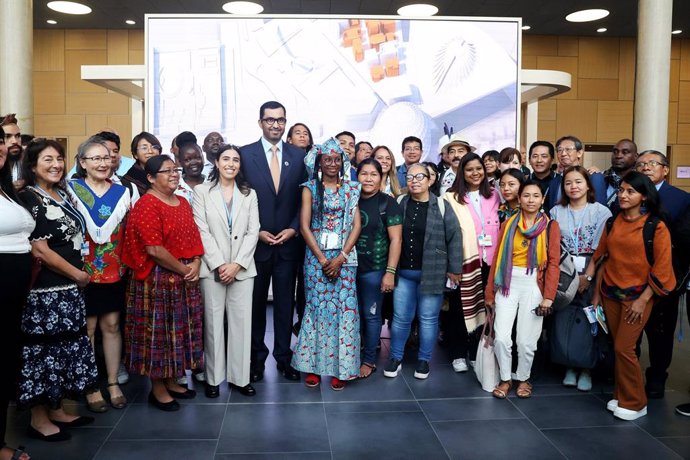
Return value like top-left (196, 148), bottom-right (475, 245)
top-left (605, 215), bottom-right (659, 266)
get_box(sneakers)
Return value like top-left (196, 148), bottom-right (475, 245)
top-left (606, 399), bottom-right (618, 412)
top-left (117, 363), bottom-right (129, 385)
top-left (193, 371), bottom-right (206, 383)
top-left (613, 405), bottom-right (647, 421)
top-left (469, 360), bottom-right (476, 369)
top-left (675, 403), bottom-right (690, 416)
top-left (452, 358), bottom-right (468, 373)
top-left (414, 360), bottom-right (430, 380)
top-left (562, 369), bottom-right (577, 387)
top-left (576, 370), bottom-right (592, 392)
top-left (383, 359), bottom-right (402, 378)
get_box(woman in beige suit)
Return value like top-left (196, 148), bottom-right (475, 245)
top-left (193, 144), bottom-right (260, 398)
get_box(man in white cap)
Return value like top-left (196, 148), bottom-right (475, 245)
top-left (439, 134), bottom-right (475, 195)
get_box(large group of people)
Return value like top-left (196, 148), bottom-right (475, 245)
top-left (1, 102), bottom-right (690, 460)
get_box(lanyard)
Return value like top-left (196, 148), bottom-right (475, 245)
top-left (34, 185), bottom-right (86, 235)
top-left (567, 203), bottom-right (588, 255)
top-left (224, 197), bottom-right (233, 233)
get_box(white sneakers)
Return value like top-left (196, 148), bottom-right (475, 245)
top-left (606, 399), bottom-right (618, 412)
top-left (452, 358), bottom-right (468, 373)
top-left (563, 369), bottom-right (577, 387)
top-left (613, 405), bottom-right (647, 421)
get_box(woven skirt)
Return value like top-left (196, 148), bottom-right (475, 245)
top-left (125, 265), bottom-right (204, 379)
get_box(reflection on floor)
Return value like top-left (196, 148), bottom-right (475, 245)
top-left (6, 309), bottom-right (690, 460)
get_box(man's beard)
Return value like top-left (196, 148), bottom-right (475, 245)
top-left (8, 147), bottom-right (21, 160)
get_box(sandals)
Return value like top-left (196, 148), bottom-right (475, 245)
top-left (516, 381), bottom-right (533, 399)
top-left (359, 363), bottom-right (377, 379)
top-left (304, 373), bottom-right (321, 388)
top-left (330, 377), bottom-right (346, 391)
top-left (86, 389), bottom-right (108, 413)
top-left (107, 382), bottom-right (128, 409)
top-left (2, 445), bottom-right (29, 460)
top-left (492, 380), bottom-right (512, 399)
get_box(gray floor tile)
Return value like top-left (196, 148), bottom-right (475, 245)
top-left (215, 454), bottom-right (332, 459)
top-left (320, 371), bottom-right (415, 402)
top-left (543, 426), bottom-right (681, 460)
top-left (633, 390), bottom-right (690, 437)
top-left (324, 400), bottom-right (421, 414)
top-left (6, 427), bottom-right (111, 460)
top-left (229, 382), bottom-right (322, 404)
top-left (511, 394), bottom-right (626, 428)
top-left (327, 411), bottom-right (447, 460)
top-left (420, 397), bottom-right (524, 422)
top-left (658, 437), bottom-right (690, 459)
top-left (402, 364), bottom-right (489, 399)
top-left (216, 403), bottom-right (329, 454)
top-left (109, 403), bottom-right (226, 440)
top-left (94, 440), bottom-right (217, 460)
top-left (433, 419), bottom-right (564, 459)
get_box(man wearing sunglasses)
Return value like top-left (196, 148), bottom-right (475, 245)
top-left (240, 101), bottom-right (307, 384)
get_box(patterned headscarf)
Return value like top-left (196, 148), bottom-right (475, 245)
top-left (304, 137), bottom-right (353, 180)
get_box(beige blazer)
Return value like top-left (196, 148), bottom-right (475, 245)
top-left (192, 182), bottom-right (260, 280)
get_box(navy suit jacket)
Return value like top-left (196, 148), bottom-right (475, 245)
top-left (658, 181), bottom-right (690, 225)
top-left (240, 139), bottom-right (307, 262)
top-left (545, 171), bottom-right (607, 212)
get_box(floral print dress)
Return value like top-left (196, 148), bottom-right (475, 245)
top-left (291, 180), bottom-right (361, 380)
top-left (16, 187), bottom-right (98, 408)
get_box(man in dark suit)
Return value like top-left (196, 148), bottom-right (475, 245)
top-left (635, 149), bottom-right (690, 398)
top-left (241, 101), bottom-right (307, 382)
top-left (603, 139), bottom-right (638, 214)
top-left (544, 135), bottom-right (607, 212)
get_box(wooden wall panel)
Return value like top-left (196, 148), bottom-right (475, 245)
top-left (677, 124), bottom-right (690, 144)
top-left (537, 120), bottom-right (556, 142)
top-left (85, 115), bottom-right (108, 135)
top-left (555, 100), bottom-right (598, 141)
top-left (34, 115), bottom-right (85, 136)
top-left (668, 102), bottom-right (678, 144)
top-left (522, 55), bottom-right (536, 69)
top-left (670, 59), bottom-right (680, 102)
top-left (680, 39), bottom-right (690, 81)
top-left (679, 81), bottom-right (690, 123)
top-left (108, 115), bottom-right (133, 147)
top-left (538, 100), bottom-right (556, 121)
top-left (578, 37), bottom-right (619, 79)
top-left (670, 144), bottom-right (690, 190)
top-left (523, 35), bottom-right (558, 56)
top-left (65, 30), bottom-right (107, 50)
top-left (34, 71), bottom-right (65, 115)
top-left (618, 38), bottom-right (636, 100)
top-left (33, 30), bottom-right (65, 71)
top-left (66, 93), bottom-right (130, 115)
top-left (558, 37), bottom-right (578, 57)
top-left (537, 56), bottom-right (578, 99)
top-left (65, 50), bottom-right (107, 93)
top-left (578, 78), bottom-right (618, 100)
top-left (596, 101), bottom-right (633, 142)
top-left (128, 50), bottom-right (144, 65)
top-left (128, 31), bottom-right (144, 50)
top-left (107, 30), bottom-right (129, 65)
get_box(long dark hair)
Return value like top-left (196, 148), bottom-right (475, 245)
top-left (21, 138), bottom-right (68, 193)
top-left (208, 144), bottom-right (251, 196)
top-left (449, 153), bottom-right (492, 203)
top-left (287, 122), bottom-right (314, 152)
top-left (0, 126), bottom-right (21, 203)
top-left (558, 165), bottom-right (596, 206)
top-left (620, 171), bottom-right (665, 220)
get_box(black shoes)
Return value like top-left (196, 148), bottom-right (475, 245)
top-left (250, 368), bottom-right (264, 383)
top-left (230, 383), bottom-right (256, 397)
top-left (166, 388), bottom-right (197, 399)
top-left (27, 425), bottom-right (71, 442)
top-left (148, 392), bottom-right (180, 412)
top-left (383, 358), bottom-right (402, 378)
top-left (414, 360), bottom-right (430, 380)
top-left (50, 416), bottom-right (95, 429)
top-left (205, 384), bottom-right (220, 399)
top-left (276, 363), bottom-right (300, 381)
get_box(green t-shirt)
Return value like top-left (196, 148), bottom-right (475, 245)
top-left (356, 193), bottom-right (402, 273)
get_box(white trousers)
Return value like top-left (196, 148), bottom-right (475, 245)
top-left (200, 277), bottom-right (254, 387)
top-left (494, 268), bottom-right (544, 382)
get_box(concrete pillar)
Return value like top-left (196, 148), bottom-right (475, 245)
top-left (0, 0), bottom-right (33, 134)
top-left (524, 100), bottom-right (539, 155)
top-left (633, 0), bottom-right (672, 153)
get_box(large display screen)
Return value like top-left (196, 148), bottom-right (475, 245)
top-left (146, 15), bottom-right (520, 162)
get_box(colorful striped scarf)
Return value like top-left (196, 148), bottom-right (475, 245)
top-left (493, 210), bottom-right (549, 296)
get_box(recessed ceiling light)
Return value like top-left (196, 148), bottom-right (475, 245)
top-left (672, 30), bottom-right (682, 35)
top-left (521, 25), bottom-right (531, 31)
top-left (46, 19), bottom-right (57, 24)
top-left (47, 1), bottom-right (92, 15)
top-left (597, 28), bottom-right (607, 33)
top-left (397, 3), bottom-right (439, 16)
top-left (222, 1), bottom-right (264, 14)
top-left (565, 9), bottom-right (609, 23)
top-left (125, 19), bottom-right (136, 25)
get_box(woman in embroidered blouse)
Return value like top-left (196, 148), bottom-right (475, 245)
top-left (485, 180), bottom-right (561, 399)
top-left (17, 139), bottom-right (98, 442)
top-left (0, 127), bottom-right (33, 459)
top-left (584, 172), bottom-right (675, 421)
top-left (373, 146), bottom-right (402, 197)
top-left (70, 136), bottom-right (131, 412)
top-left (291, 139), bottom-right (362, 391)
top-left (550, 166), bottom-right (611, 392)
top-left (121, 131), bottom-right (162, 197)
top-left (122, 155), bottom-right (205, 411)
top-left (498, 168), bottom-right (525, 223)
top-left (442, 153), bottom-right (500, 373)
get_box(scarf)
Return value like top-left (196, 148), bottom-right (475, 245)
top-left (493, 210), bottom-right (549, 296)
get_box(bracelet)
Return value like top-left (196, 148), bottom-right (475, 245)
top-left (340, 250), bottom-right (349, 259)
top-left (385, 266), bottom-right (396, 275)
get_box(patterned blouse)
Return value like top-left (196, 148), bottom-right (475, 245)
top-left (550, 202), bottom-right (612, 255)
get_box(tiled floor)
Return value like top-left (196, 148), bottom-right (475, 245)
top-left (6, 313), bottom-right (690, 460)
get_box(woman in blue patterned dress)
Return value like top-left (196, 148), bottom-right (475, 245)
top-left (291, 138), bottom-right (362, 391)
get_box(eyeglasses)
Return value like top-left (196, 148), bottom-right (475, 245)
top-left (321, 156), bottom-right (342, 165)
top-left (406, 173), bottom-right (429, 182)
top-left (556, 147), bottom-right (577, 154)
top-left (262, 117), bottom-right (287, 126)
top-left (83, 156), bottom-right (112, 164)
top-left (138, 144), bottom-right (161, 152)
top-left (157, 167), bottom-right (183, 175)
top-left (403, 146), bottom-right (421, 153)
top-left (635, 160), bottom-right (667, 169)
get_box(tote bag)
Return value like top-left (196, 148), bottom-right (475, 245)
top-left (475, 310), bottom-right (500, 392)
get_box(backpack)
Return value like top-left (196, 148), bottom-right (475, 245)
top-left (605, 215), bottom-right (659, 266)
top-left (547, 220), bottom-right (580, 311)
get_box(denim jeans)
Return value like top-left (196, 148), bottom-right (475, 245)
top-left (390, 269), bottom-right (443, 362)
top-left (357, 270), bottom-right (385, 365)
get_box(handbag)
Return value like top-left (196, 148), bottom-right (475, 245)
top-left (547, 221), bottom-right (579, 311)
top-left (475, 310), bottom-right (500, 392)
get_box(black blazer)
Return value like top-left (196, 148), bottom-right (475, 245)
top-left (240, 139), bottom-right (307, 262)
top-left (658, 181), bottom-right (690, 225)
